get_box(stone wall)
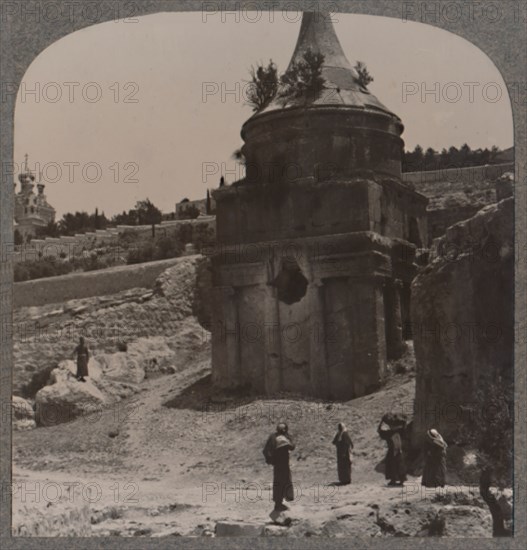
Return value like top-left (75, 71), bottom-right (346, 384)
top-left (410, 198), bottom-right (514, 444)
top-left (403, 163), bottom-right (513, 245)
top-left (402, 163), bottom-right (513, 187)
top-left (11, 217), bottom-right (216, 264)
top-left (14, 257), bottom-right (183, 308)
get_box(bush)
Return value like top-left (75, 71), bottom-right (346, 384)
top-left (178, 205), bottom-right (201, 220)
top-left (127, 242), bottom-right (155, 264)
top-left (457, 378), bottom-right (513, 488)
top-left (14, 257), bottom-right (74, 282)
top-left (118, 229), bottom-right (139, 249)
top-left (153, 235), bottom-right (184, 260)
top-left (126, 234), bottom-right (184, 264)
top-left (278, 48), bottom-right (325, 105)
top-left (246, 60), bottom-right (278, 112)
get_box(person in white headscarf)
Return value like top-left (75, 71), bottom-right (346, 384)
top-left (422, 428), bottom-right (448, 488)
top-left (332, 423), bottom-right (354, 485)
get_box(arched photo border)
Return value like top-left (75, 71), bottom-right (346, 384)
top-left (0, 1), bottom-right (525, 547)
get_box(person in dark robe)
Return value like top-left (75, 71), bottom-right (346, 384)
top-left (263, 422), bottom-right (295, 511)
top-left (422, 428), bottom-right (448, 488)
top-left (73, 337), bottom-right (89, 382)
top-left (332, 422), bottom-right (353, 485)
top-left (377, 415), bottom-right (407, 486)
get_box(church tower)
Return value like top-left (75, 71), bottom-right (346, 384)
top-left (14, 155), bottom-right (56, 240)
top-left (211, 13), bottom-right (428, 399)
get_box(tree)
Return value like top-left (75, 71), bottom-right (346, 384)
top-left (278, 48), bottom-right (325, 105)
top-left (35, 220), bottom-right (60, 238)
top-left (232, 148), bottom-right (245, 166)
top-left (135, 199), bottom-right (162, 237)
top-left (406, 145), bottom-right (424, 171)
top-left (448, 146), bottom-right (460, 167)
top-left (178, 204), bottom-right (201, 220)
top-left (246, 60), bottom-right (278, 113)
top-left (490, 145), bottom-right (500, 162)
top-left (458, 377), bottom-right (513, 488)
top-left (459, 143), bottom-right (472, 167)
top-left (480, 148), bottom-right (491, 165)
top-left (424, 147), bottom-right (437, 169)
top-left (354, 61), bottom-right (374, 88)
top-left (58, 211), bottom-right (91, 235)
top-left (14, 228), bottom-right (23, 245)
top-left (111, 209), bottom-right (138, 226)
top-left (206, 190), bottom-right (211, 215)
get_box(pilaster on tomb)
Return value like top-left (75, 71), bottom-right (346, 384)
top-left (383, 278), bottom-right (405, 360)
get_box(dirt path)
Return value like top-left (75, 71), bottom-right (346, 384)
top-left (13, 359), bottom-right (493, 537)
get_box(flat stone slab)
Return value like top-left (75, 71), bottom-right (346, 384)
top-left (215, 521), bottom-right (263, 537)
top-left (269, 510), bottom-right (293, 526)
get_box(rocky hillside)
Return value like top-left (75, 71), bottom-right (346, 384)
top-left (411, 198), bottom-right (514, 449)
top-left (13, 255), bottom-right (211, 399)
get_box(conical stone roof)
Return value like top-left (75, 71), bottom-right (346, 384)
top-left (260, 12), bottom-right (396, 116)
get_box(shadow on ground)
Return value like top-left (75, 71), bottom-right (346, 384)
top-left (162, 373), bottom-right (346, 413)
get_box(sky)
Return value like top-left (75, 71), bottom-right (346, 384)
top-left (14, 11), bottom-right (513, 218)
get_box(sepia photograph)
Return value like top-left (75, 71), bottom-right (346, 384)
top-left (1, 0), bottom-right (525, 545)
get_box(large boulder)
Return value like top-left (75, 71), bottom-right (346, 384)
top-left (126, 337), bottom-right (176, 374)
top-left (12, 396), bottom-right (36, 431)
top-left (48, 359), bottom-right (103, 384)
top-left (35, 376), bottom-right (110, 427)
top-left (97, 352), bottom-right (145, 384)
top-left (32, 351), bottom-right (146, 427)
top-left (411, 198), bottom-right (514, 444)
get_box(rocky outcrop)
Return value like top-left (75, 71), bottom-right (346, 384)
top-left (411, 198), bottom-right (514, 444)
top-left (34, 355), bottom-right (144, 427)
top-left (35, 361), bottom-right (111, 427)
top-left (12, 396), bottom-right (36, 431)
top-left (97, 353), bottom-right (144, 385)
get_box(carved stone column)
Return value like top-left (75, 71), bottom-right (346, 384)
top-left (211, 285), bottom-right (240, 388)
top-left (308, 277), bottom-right (329, 397)
top-left (401, 281), bottom-right (412, 340)
top-left (384, 278), bottom-right (405, 360)
top-left (260, 282), bottom-right (282, 395)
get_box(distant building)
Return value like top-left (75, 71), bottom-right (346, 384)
top-left (14, 156), bottom-right (55, 239)
top-left (175, 193), bottom-right (216, 219)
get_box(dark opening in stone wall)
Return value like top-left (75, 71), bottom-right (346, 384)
top-left (272, 258), bottom-right (308, 305)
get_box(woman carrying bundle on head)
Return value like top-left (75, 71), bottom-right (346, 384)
top-left (263, 422), bottom-right (295, 512)
top-left (422, 428), bottom-right (448, 488)
top-left (377, 413), bottom-right (407, 486)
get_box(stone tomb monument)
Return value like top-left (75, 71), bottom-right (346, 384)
top-left (211, 13), bottom-right (428, 400)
